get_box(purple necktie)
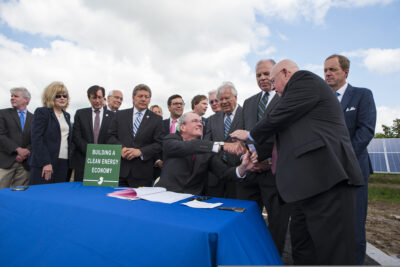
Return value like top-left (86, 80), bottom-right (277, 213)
top-left (93, 110), bottom-right (100, 144)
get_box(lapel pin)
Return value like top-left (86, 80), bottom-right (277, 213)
top-left (146, 115), bottom-right (149, 119)
top-left (106, 114), bottom-right (109, 117)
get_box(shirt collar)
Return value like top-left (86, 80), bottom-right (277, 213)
top-left (336, 82), bottom-right (348, 97)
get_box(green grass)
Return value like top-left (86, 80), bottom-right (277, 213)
top-left (368, 186), bottom-right (400, 204)
top-left (369, 173), bottom-right (400, 184)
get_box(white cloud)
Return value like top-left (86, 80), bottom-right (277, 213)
top-left (343, 48), bottom-right (400, 74)
top-left (0, 0), bottom-right (397, 120)
top-left (376, 106), bottom-right (400, 133)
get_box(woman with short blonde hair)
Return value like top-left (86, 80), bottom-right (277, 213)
top-left (29, 81), bottom-right (72, 185)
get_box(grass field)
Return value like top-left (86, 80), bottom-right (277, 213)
top-left (369, 173), bottom-right (400, 204)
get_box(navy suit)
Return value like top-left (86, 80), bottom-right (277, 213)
top-left (71, 108), bottom-right (115, 181)
top-left (340, 84), bottom-right (376, 264)
top-left (29, 107), bottom-right (72, 185)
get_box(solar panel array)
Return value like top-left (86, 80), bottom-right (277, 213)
top-left (368, 138), bottom-right (400, 173)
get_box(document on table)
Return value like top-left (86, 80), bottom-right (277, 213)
top-left (107, 187), bottom-right (192, 204)
top-left (182, 200), bottom-right (223, 209)
top-left (140, 191), bottom-right (192, 204)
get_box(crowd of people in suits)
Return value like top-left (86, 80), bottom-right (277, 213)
top-left (0, 54), bottom-right (376, 265)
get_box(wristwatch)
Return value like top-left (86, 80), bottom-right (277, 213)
top-left (216, 142), bottom-right (225, 151)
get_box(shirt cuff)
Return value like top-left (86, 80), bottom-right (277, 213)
top-left (248, 132), bottom-right (254, 142)
top-left (212, 142), bottom-right (220, 153)
top-left (236, 167), bottom-right (246, 179)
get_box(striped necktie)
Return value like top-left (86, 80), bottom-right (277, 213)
top-left (224, 114), bottom-right (232, 139)
top-left (257, 92), bottom-right (269, 121)
top-left (133, 111), bottom-right (142, 136)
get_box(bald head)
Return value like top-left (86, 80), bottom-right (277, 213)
top-left (271, 59), bottom-right (299, 96)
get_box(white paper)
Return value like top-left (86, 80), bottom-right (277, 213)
top-left (134, 187), bottom-right (166, 197)
top-left (140, 191), bottom-right (192, 204)
top-left (181, 200), bottom-right (223, 209)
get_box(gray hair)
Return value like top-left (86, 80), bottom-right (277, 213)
top-left (255, 59), bottom-right (276, 71)
top-left (10, 87), bottom-right (31, 99)
top-left (208, 89), bottom-right (217, 98)
top-left (178, 111), bottom-right (197, 126)
top-left (216, 81), bottom-right (237, 99)
top-left (108, 89), bottom-right (123, 97)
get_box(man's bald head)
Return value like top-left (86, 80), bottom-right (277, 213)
top-left (270, 59), bottom-right (299, 96)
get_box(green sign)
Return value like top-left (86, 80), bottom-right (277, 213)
top-left (83, 144), bottom-right (122, 187)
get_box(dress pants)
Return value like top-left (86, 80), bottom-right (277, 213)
top-left (290, 180), bottom-right (356, 265)
top-left (355, 178), bottom-right (369, 264)
top-left (0, 162), bottom-right (29, 188)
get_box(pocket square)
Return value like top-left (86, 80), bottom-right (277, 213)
top-left (346, 107), bottom-right (356, 112)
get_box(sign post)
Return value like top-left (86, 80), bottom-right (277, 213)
top-left (83, 144), bottom-right (122, 187)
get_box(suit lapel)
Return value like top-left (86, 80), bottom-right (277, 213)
top-left (10, 109), bottom-right (23, 132)
top-left (23, 111), bottom-right (33, 135)
top-left (135, 109), bottom-right (149, 138)
top-left (86, 108), bottom-right (94, 141)
top-left (228, 105), bottom-right (242, 139)
top-left (340, 84), bottom-right (354, 111)
top-left (265, 94), bottom-right (280, 115)
top-left (216, 112), bottom-right (225, 140)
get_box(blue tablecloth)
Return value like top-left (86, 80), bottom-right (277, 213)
top-left (0, 182), bottom-right (282, 266)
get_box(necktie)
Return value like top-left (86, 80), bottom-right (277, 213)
top-left (224, 114), bottom-right (232, 139)
top-left (271, 141), bottom-right (278, 175)
top-left (18, 111), bottom-right (25, 131)
top-left (170, 119), bottom-right (177, 134)
top-left (93, 110), bottom-right (100, 144)
top-left (133, 111), bottom-right (142, 136)
top-left (336, 92), bottom-right (340, 97)
top-left (257, 92), bottom-right (269, 121)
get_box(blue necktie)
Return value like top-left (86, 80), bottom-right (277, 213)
top-left (224, 114), bottom-right (232, 139)
top-left (19, 111), bottom-right (25, 131)
top-left (133, 111), bottom-right (142, 136)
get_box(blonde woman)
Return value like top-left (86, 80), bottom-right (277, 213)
top-left (29, 82), bottom-right (72, 185)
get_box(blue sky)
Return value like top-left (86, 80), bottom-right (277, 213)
top-left (0, 0), bottom-right (399, 132)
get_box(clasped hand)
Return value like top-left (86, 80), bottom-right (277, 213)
top-left (121, 147), bottom-right (142, 160)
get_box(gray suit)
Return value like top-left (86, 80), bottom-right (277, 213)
top-left (0, 108), bottom-right (32, 187)
top-left (204, 106), bottom-right (243, 198)
top-left (240, 92), bottom-right (290, 255)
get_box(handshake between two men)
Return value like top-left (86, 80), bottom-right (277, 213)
top-left (223, 129), bottom-right (272, 174)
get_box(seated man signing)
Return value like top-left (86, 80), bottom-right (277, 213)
top-left (157, 112), bottom-right (255, 195)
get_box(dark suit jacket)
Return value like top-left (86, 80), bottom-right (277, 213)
top-left (157, 133), bottom-right (235, 195)
top-left (108, 108), bottom-right (163, 181)
top-left (71, 107), bottom-right (115, 174)
top-left (241, 92), bottom-right (280, 186)
top-left (341, 84), bottom-right (376, 179)
top-left (243, 92), bottom-right (280, 162)
top-left (205, 107), bottom-right (243, 187)
top-left (0, 108), bottom-right (33, 170)
top-left (163, 118), bottom-right (171, 136)
top-left (250, 70), bottom-right (364, 203)
top-left (28, 107), bottom-right (72, 168)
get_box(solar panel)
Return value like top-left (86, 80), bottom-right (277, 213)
top-left (369, 153), bottom-right (388, 173)
top-left (387, 153), bottom-right (400, 173)
top-left (367, 138), bottom-right (400, 174)
top-left (367, 139), bottom-right (384, 153)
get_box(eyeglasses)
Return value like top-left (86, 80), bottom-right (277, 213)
top-left (270, 69), bottom-right (284, 86)
top-left (209, 100), bottom-right (219, 104)
top-left (171, 102), bottom-right (184, 106)
top-left (55, 94), bottom-right (68, 99)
